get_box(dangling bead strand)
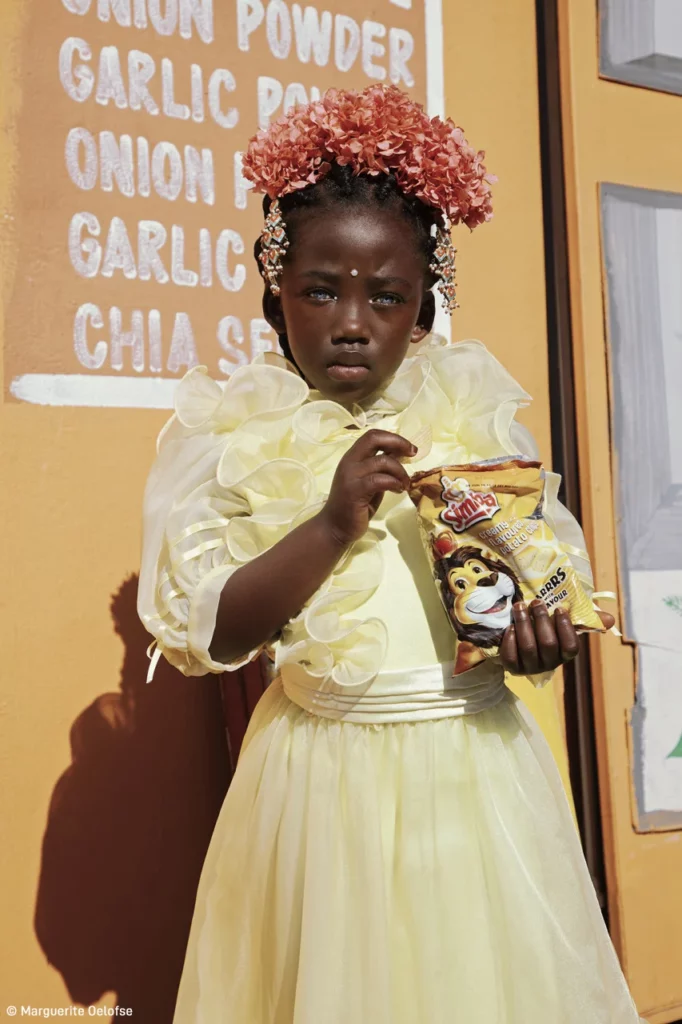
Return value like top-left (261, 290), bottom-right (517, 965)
top-left (429, 220), bottom-right (459, 315)
top-left (258, 199), bottom-right (290, 296)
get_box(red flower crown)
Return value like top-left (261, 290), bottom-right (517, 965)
top-left (242, 85), bottom-right (495, 229)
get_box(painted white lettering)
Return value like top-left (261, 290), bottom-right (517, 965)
top-left (61, 41), bottom-right (239, 130)
top-left (250, 318), bottom-right (275, 358)
top-left (151, 140), bottom-right (183, 200)
top-left (148, 308), bottom-right (163, 371)
top-left (167, 312), bottom-right (198, 372)
top-left (216, 229), bottom-right (246, 291)
top-left (362, 21), bottom-right (386, 80)
top-left (99, 131), bottom-right (135, 196)
top-left (128, 50), bottom-right (159, 115)
top-left (67, 133), bottom-right (215, 202)
top-left (137, 220), bottom-right (169, 282)
top-left (133, 0), bottom-right (148, 26)
top-left (199, 227), bottom-right (212, 286)
top-left (184, 145), bottom-right (215, 205)
top-left (65, 127), bottom-right (98, 190)
top-left (74, 302), bottom-right (107, 369)
top-left (190, 63), bottom-right (204, 121)
top-left (233, 151), bottom-right (250, 210)
top-left (171, 225), bottom-right (198, 286)
top-left (69, 212), bottom-right (101, 277)
top-left (208, 68), bottom-right (238, 128)
top-left (59, 37), bottom-right (95, 103)
top-left (292, 4), bottom-right (332, 66)
top-left (162, 56), bottom-right (190, 119)
top-left (148, 0), bottom-right (178, 35)
top-left (97, 0), bottom-right (132, 27)
top-left (389, 27), bottom-right (414, 86)
top-left (334, 15), bottom-right (359, 72)
top-left (96, 45), bottom-right (129, 107)
top-left (179, 0), bottom-right (214, 42)
top-left (217, 315), bottom-right (248, 374)
top-left (101, 216), bottom-right (137, 278)
top-left (257, 74), bottom-right (283, 129)
top-left (137, 136), bottom-right (151, 196)
top-left (267, 0), bottom-right (292, 58)
top-left (110, 306), bottom-right (145, 371)
top-left (237, 0), bottom-right (264, 51)
top-left (62, 0), bottom-right (91, 14)
top-left (70, 215), bottom-right (248, 288)
top-left (283, 81), bottom-right (307, 111)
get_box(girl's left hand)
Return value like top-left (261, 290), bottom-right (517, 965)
top-left (500, 601), bottom-right (615, 676)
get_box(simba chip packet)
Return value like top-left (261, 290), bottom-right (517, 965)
top-left (408, 458), bottom-right (604, 675)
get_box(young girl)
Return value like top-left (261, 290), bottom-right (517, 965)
top-left (138, 86), bottom-right (642, 1023)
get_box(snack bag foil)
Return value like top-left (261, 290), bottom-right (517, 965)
top-left (409, 458), bottom-right (604, 675)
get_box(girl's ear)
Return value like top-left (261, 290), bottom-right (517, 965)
top-left (411, 289), bottom-right (436, 344)
top-left (262, 287), bottom-right (286, 335)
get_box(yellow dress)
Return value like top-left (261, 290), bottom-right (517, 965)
top-left (138, 336), bottom-right (641, 1023)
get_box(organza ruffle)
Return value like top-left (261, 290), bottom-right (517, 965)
top-left (138, 337), bottom-right (535, 679)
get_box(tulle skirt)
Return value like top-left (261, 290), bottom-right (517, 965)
top-left (173, 680), bottom-right (641, 1024)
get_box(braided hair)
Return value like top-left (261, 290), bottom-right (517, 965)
top-left (253, 162), bottom-right (439, 365)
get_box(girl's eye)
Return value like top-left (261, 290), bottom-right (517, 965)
top-left (371, 293), bottom-right (403, 306)
top-left (305, 288), bottom-right (336, 302)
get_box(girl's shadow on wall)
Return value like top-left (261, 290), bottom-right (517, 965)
top-left (34, 575), bottom-right (233, 1023)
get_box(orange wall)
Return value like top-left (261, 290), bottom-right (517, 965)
top-left (558, 0), bottom-right (682, 1017)
top-left (1, 0), bottom-right (565, 1016)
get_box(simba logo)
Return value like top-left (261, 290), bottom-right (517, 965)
top-left (439, 476), bottom-right (500, 533)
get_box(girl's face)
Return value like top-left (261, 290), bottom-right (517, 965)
top-left (264, 206), bottom-right (435, 405)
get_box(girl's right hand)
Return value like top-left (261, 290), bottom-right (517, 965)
top-left (319, 429), bottom-right (416, 547)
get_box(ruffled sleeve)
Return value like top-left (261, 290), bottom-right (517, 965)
top-left (378, 337), bottom-right (533, 462)
top-left (137, 362), bottom-right (309, 677)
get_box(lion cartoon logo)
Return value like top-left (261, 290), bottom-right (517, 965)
top-left (432, 543), bottom-right (523, 671)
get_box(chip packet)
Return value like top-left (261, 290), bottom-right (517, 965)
top-left (408, 458), bottom-right (605, 675)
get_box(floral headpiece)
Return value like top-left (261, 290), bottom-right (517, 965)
top-left (242, 85), bottom-right (495, 312)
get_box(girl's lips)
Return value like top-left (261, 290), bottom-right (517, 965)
top-left (326, 364), bottom-right (371, 382)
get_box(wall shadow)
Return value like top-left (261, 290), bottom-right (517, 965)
top-left (34, 575), bottom-right (231, 1023)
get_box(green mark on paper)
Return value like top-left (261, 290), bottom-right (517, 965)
top-left (668, 733), bottom-right (682, 759)
top-left (663, 595), bottom-right (682, 617)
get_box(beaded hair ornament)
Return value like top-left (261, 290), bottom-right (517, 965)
top-left (242, 85), bottom-right (495, 314)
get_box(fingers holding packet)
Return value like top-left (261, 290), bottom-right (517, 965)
top-left (408, 458), bottom-right (605, 675)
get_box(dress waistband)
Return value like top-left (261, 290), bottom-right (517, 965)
top-left (280, 661), bottom-right (507, 724)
